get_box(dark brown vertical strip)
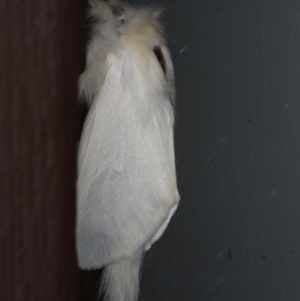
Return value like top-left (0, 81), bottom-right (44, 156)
top-left (0, 0), bottom-right (81, 300)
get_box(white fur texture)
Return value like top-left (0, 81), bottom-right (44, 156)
top-left (101, 253), bottom-right (143, 301)
top-left (77, 1), bottom-right (179, 300)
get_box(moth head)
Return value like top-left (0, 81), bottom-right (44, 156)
top-left (88, 0), bottom-right (126, 24)
top-left (117, 7), bottom-right (165, 49)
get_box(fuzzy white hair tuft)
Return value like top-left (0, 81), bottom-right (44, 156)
top-left (100, 253), bottom-right (144, 301)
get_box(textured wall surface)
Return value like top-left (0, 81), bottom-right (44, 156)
top-left (130, 0), bottom-right (300, 300)
top-left (0, 1), bottom-right (81, 300)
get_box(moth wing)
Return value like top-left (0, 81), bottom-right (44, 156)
top-left (77, 50), bottom-right (179, 269)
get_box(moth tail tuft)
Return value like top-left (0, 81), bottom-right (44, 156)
top-left (100, 253), bottom-right (144, 301)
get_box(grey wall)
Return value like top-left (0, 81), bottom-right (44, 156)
top-left (129, 0), bottom-right (300, 300)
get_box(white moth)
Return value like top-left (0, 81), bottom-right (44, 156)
top-left (76, 1), bottom-right (180, 300)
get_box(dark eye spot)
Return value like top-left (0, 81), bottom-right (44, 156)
top-left (112, 6), bottom-right (124, 16)
top-left (153, 46), bottom-right (166, 76)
